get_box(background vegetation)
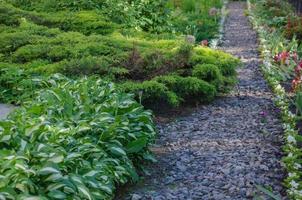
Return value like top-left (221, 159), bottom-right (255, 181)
top-left (0, 0), bottom-right (239, 109)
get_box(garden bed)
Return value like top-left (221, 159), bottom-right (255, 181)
top-left (0, 0), bottom-right (240, 199)
top-left (248, 0), bottom-right (302, 199)
top-left (0, 0), bottom-right (239, 110)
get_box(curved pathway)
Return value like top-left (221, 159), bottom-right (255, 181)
top-left (117, 2), bottom-right (286, 199)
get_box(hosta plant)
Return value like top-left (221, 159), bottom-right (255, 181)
top-left (0, 75), bottom-right (156, 199)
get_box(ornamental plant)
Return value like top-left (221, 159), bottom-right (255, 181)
top-left (292, 61), bottom-right (302, 91)
top-left (248, 0), bottom-right (302, 198)
top-left (0, 75), bottom-right (156, 199)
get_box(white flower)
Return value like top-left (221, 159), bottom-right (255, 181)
top-left (290, 180), bottom-right (299, 189)
top-left (289, 172), bottom-right (296, 177)
top-left (288, 112), bottom-right (295, 119)
top-left (275, 84), bottom-right (284, 92)
top-left (297, 190), bottom-right (302, 196)
top-left (288, 152), bottom-right (293, 157)
top-left (294, 163), bottom-right (302, 170)
top-left (287, 135), bottom-right (297, 144)
top-left (283, 124), bottom-right (291, 130)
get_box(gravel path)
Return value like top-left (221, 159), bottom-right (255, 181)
top-left (0, 104), bottom-right (14, 120)
top-left (117, 2), bottom-right (286, 200)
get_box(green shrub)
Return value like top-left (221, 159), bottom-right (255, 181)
top-left (154, 75), bottom-right (216, 103)
top-left (192, 64), bottom-right (223, 88)
top-left (182, 0), bottom-right (196, 13)
top-left (119, 80), bottom-right (180, 108)
top-left (12, 44), bottom-right (49, 63)
top-left (215, 58), bottom-right (238, 77)
top-left (44, 11), bottom-right (117, 35)
top-left (190, 47), bottom-right (239, 76)
top-left (0, 31), bottom-right (34, 54)
top-left (0, 3), bottom-right (22, 26)
top-left (0, 76), bottom-right (156, 200)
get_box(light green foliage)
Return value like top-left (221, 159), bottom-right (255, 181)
top-left (190, 47), bottom-right (239, 76)
top-left (0, 75), bottom-right (156, 199)
top-left (192, 64), bottom-right (223, 88)
top-left (6, 0), bottom-right (170, 33)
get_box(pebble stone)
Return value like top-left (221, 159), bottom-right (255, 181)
top-left (116, 2), bottom-right (287, 200)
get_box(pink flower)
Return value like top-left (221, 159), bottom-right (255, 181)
top-left (292, 51), bottom-right (298, 63)
top-left (259, 111), bottom-right (268, 116)
top-left (295, 64), bottom-right (302, 74)
top-left (273, 51), bottom-right (292, 65)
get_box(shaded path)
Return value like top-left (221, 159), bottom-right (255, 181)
top-left (117, 2), bottom-right (286, 200)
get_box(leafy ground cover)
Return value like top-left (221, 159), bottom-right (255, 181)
top-left (0, 0), bottom-right (239, 109)
top-left (248, 0), bottom-right (302, 199)
top-left (0, 75), bottom-right (156, 199)
top-left (0, 1), bottom-right (240, 199)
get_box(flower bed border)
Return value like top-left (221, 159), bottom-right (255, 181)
top-left (247, 0), bottom-right (302, 199)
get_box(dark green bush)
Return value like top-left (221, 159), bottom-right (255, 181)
top-left (192, 64), bottom-right (223, 88)
top-left (119, 80), bottom-right (180, 108)
top-left (154, 75), bottom-right (216, 103)
top-left (0, 32), bottom-right (34, 54)
top-left (42, 11), bottom-right (117, 35)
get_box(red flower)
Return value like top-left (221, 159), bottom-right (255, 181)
top-left (201, 40), bottom-right (208, 46)
top-left (280, 51), bottom-right (289, 63)
top-left (273, 51), bottom-right (294, 65)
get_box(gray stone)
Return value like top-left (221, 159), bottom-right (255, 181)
top-left (0, 104), bottom-right (15, 120)
top-left (131, 194), bottom-right (141, 200)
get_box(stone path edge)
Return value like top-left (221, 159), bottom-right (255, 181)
top-left (248, 1), bottom-right (299, 199)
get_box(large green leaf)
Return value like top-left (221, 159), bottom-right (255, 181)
top-left (126, 137), bottom-right (148, 153)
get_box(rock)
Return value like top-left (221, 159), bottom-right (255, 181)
top-left (0, 104), bottom-right (15, 120)
top-left (131, 194), bottom-right (142, 200)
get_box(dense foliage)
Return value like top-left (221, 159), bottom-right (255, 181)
top-left (0, 75), bottom-right (156, 199)
top-left (0, 6), bottom-right (239, 108)
top-left (0, 1), bottom-right (240, 199)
